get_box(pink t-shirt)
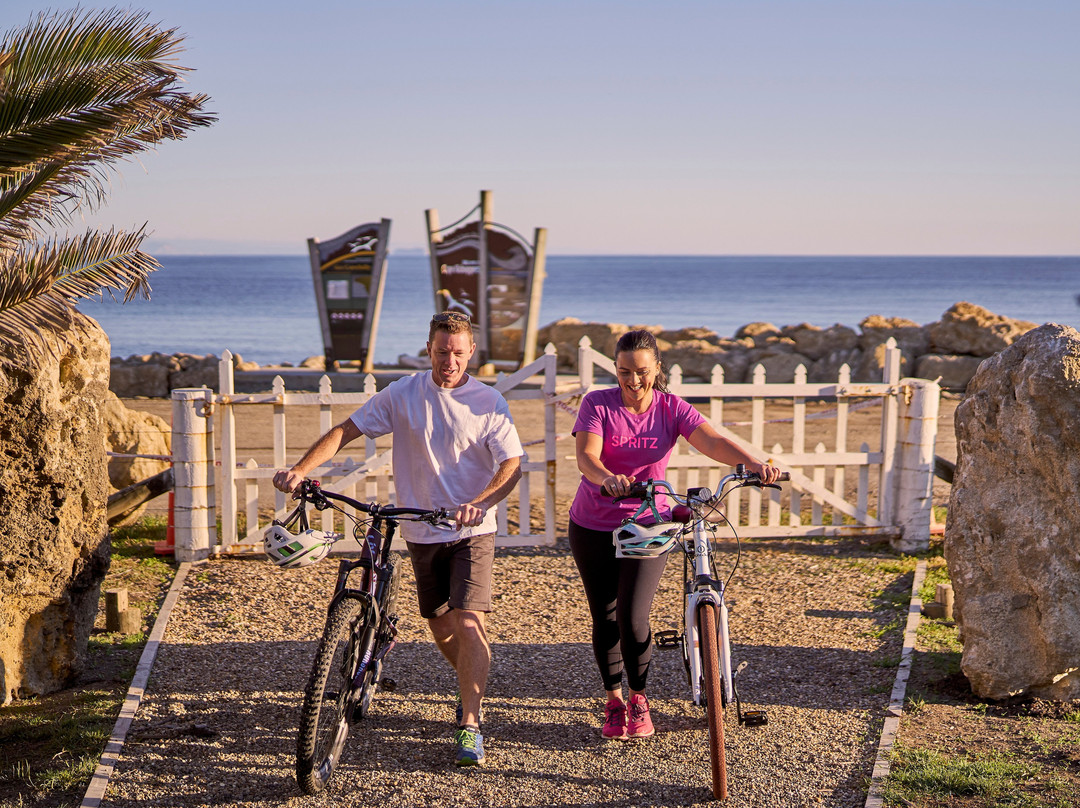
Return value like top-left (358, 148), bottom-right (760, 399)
top-left (569, 387), bottom-right (707, 531)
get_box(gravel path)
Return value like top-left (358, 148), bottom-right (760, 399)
top-left (102, 536), bottom-right (910, 808)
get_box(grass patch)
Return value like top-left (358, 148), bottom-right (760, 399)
top-left (866, 616), bottom-right (903, 639)
top-left (873, 655), bottom-right (902, 669)
top-left (0, 515), bottom-right (176, 807)
top-left (0, 686), bottom-right (120, 803)
top-left (919, 555), bottom-right (951, 605)
top-left (919, 620), bottom-right (962, 655)
top-left (883, 745), bottom-right (1041, 806)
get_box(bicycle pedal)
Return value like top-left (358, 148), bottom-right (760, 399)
top-left (741, 710), bottom-right (768, 727)
top-left (379, 677), bottom-right (396, 692)
top-left (654, 630), bottom-right (682, 649)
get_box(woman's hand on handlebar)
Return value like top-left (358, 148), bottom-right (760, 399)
top-left (748, 462), bottom-right (785, 485)
top-left (600, 474), bottom-right (637, 497)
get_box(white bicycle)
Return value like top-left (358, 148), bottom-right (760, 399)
top-left (613, 464), bottom-right (787, 800)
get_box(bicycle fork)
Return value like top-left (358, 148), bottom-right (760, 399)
top-left (684, 521), bottom-right (734, 707)
top-left (685, 588), bottom-right (732, 707)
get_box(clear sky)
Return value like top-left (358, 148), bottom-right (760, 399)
top-left (4, 1), bottom-right (1078, 255)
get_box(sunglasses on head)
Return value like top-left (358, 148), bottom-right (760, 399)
top-left (431, 311), bottom-right (471, 323)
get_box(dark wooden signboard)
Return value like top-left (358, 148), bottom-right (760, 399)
top-left (307, 219), bottom-right (391, 370)
top-left (426, 192), bottom-right (546, 367)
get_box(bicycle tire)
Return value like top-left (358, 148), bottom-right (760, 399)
top-left (699, 603), bottom-right (728, 801)
top-left (357, 559), bottom-right (401, 718)
top-left (296, 598), bottom-right (368, 794)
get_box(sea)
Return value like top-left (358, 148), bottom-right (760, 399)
top-left (77, 255), bottom-right (1080, 367)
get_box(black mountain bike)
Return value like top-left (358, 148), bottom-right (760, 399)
top-left (276, 479), bottom-right (453, 794)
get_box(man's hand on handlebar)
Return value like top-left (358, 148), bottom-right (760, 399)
top-left (454, 502), bottom-right (487, 528)
top-left (273, 468), bottom-right (305, 494)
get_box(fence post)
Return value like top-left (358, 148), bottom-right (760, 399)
top-left (219, 352), bottom-right (236, 548)
top-left (272, 375), bottom-right (287, 513)
top-left (543, 344), bottom-right (557, 544)
top-left (892, 378), bottom-right (940, 554)
top-left (578, 336), bottom-right (594, 390)
top-left (172, 388), bottom-right (213, 562)
top-left (878, 338), bottom-right (902, 526)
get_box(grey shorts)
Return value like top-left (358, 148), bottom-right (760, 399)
top-left (406, 534), bottom-right (495, 618)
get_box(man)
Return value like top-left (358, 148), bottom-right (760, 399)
top-left (273, 311), bottom-right (522, 767)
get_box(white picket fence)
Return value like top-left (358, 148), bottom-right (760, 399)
top-left (171, 347), bottom-right (558, 561)
top-left (568, 335), bottom-right (938, 550)
top-left (170, 337), bottom-right (938, 561)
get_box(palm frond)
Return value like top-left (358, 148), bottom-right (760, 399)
top-left (0, 7), bottom-right (215, 233)
top-left (0, 228), bottom-right (159, 363)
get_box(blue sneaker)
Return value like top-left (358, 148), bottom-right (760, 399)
top-left (454, 726), bottom-right (485, 767)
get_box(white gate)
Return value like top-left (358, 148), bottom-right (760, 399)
top-left (171, 338), bottom-right (937, 560)
top-left (571, 336), bottom-right (938, 551)
top-left (171, 347), bottom-right (558, 561)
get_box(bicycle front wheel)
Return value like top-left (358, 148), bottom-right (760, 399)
top-left (296, 598), bottom-right (367, 794)
top-left (699, 603), bottom-right (728, 801)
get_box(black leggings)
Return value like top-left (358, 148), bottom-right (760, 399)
top-left (568, 518), bottom-right (669, 692)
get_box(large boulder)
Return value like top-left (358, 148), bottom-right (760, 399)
top-left (859, 314), bottom-right (930, 356)
top-left (663, 339), bottom-right (750, 382)
top-left (929, 301), bottom-right (1037, 357)
top-left (102, 391), bottom-right (171, 525)
top-left (536, 318), bottom-right (630, 372)
top-left (0, 311), bottom-right (112, 704)
top-left (169, 352), bottom-right (221, 390)
top-left (945, 323), bottom-right (1080, 700)
top-left (914, 354), bottom-right (986, 392)
top-left (734, 321), bottom-right (782, 346)
top-left (856, 315), bottom-right (926, 381)
top-left (656, 326), bottom-right (721, 345)
top-left (854, 340), bottom-right (912, 382)
top-left (782, 323), bottom-right (859, 362)
top-left (810, 347), bottom-right (862, 383)
top-left (109, 355), bottom-right (171, 397)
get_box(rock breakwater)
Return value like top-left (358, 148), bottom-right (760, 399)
top-left (107, 302), bottom-right (1038, 397)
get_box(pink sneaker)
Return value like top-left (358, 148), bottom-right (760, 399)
top-left (627, 693), bottom-right (655, 738)
top-left (602, 698), bottom-right (627, 740)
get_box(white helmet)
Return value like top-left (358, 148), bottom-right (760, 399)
top-left (263, 524), bottom-right (335, 568)
top-left (612, 521), bottom-right (682, 558)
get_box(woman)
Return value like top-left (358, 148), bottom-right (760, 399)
top-left (569, 330), bottom-right (779, 740)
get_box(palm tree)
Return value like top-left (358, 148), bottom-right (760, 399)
top-left (0, 7), bottom-right (215, 362)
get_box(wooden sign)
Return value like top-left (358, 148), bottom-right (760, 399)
top-left (307, 219), bottom-right (391, 370)
top-left (425, 192), bottom-right (546, 367)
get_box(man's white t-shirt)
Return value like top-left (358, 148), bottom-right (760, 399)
top-left (349, 371), bottom-right (524, 543)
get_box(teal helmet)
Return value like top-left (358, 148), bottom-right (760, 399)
top-left (612, 521), bottom-right (682, 558)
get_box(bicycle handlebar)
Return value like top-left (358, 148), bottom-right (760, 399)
top-left (294, 479), bottom-right (454, 527)
top-left (610, 464), bottom-right (789, 503)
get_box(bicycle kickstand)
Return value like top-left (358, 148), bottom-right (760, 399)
top-left (733, 660), bottom-right (768, 727)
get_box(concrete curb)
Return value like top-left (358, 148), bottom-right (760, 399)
top-left (81, 561), bottom-right (194, 808)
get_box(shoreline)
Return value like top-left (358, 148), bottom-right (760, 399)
top-left (108, 301), bottom-right (1039, 397)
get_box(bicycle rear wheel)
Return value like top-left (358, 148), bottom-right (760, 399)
top-left (699, 603), bottom-right (728, 801)
top-left (296, 598), bottom-right (369, 794)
